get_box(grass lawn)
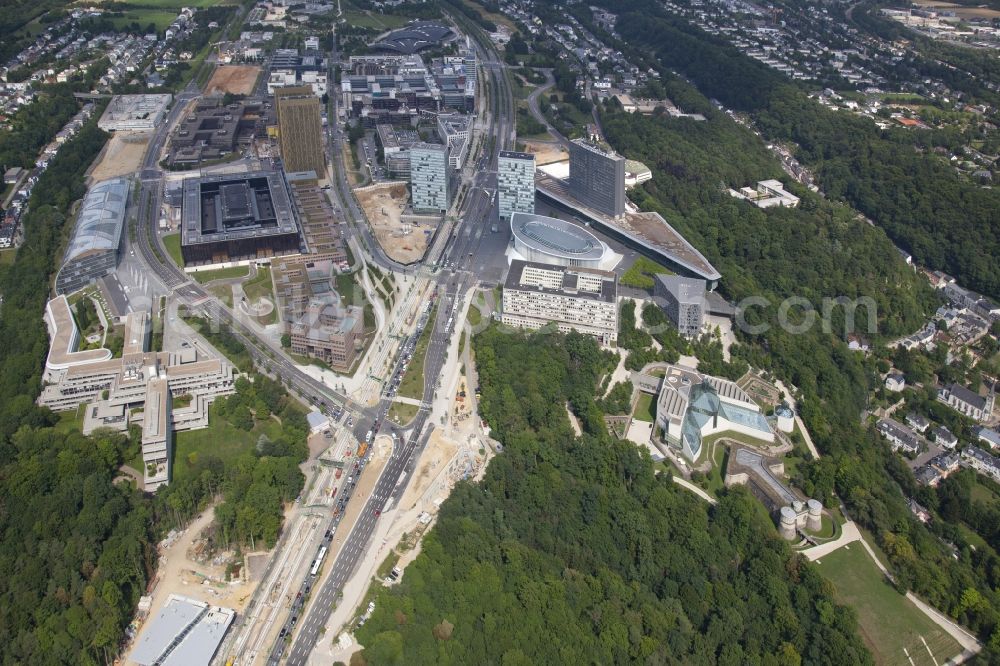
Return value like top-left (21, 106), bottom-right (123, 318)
top-left (701, 429), bottom-right (772, 450)
top-left (815, 545), bottom-right (962, 666)
top-left (162, 233), bottom-right (183, 267)
top-left (633, 392), bottom-right (657, 422)
top-left (52, 406), bottom-right (86, 435)
top-left (242, 266), bottom-right (273, 303)
top-left (0, 248), bottom-right (16, 265)
top-left (171, 407), bottom-right (289, 483)
top-left (458, 0), bottom-right (517, 31)
top-left (807, 513), bottom-right (837, 539)
top-left (466, 303), bottom-right (482, 327)
top-left (336, 272), bottom-right (364, 307)
top-left (341, 10), bottom-right (409, 30)
top-left (112, 9), bottom-right (178, 32)
top-left (194, 265), bottom-right (250, 283)
top-left (388, 401), bottom-right (418, 426)
top-left (957, 522), bottom-right (990, 551)
top-left (398, 304), bottom-right (437, 400)
top-left (289, 352), bottom-right (332, 371)
top-left (697, 441), bottom-right (729, 497)
top-left (240, 267), bottom-right (277, 325)
top-left (621, 256), bottom-right (672, 290)
top-left (970, 479), bottom-right (1000, 504)
top-left (209, 284), bottom-right (234, 308)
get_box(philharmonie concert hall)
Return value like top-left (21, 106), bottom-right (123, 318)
top-left (508, 211), bottom-right (620, 271)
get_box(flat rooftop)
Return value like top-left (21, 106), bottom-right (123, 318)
top-left (130, 595), bottom-right (234, 666)
top-left (181, 171), bottom-right (298, 247)
top-left (45, 296), bottom-right (113, 371)
top-left (500, 150), bottom-right (534, 161)
top-left (98, 94), bottom-right (171, 128)
top-left (536, 171), bottom-right (721, 283)
top-left (505, 259), bottom-right (617, 304)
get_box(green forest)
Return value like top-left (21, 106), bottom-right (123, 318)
top-left (551, 0), bottom-right (1000, 652)
top-left (610, 3), bottom-right (1000, 302)
top-left (0, 85), bottom-right (81, 171)
top-left (0, 427), bottom-right (152, 664)
top-left (356, 329), bottom-right (871, 665)
top-left (0, 98), bottom-right (307, 662)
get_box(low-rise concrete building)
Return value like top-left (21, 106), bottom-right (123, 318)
top-left (98, 94), bottom-right (172, 131)
top-left (38, 300), bottom-right (237, 489)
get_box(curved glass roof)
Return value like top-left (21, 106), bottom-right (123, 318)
top-left (511, 212), bottom-right (604, 260)
top-left (63, 177), bottom-right (128, 263)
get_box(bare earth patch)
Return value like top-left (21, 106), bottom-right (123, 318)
top-left (355, 182), bottom-right (431, 264)
top-left (205, 65), bottom-right (261, 96)
top-left (519, 139), bottom-right (568, 165)
top-left (90, 131), bottom-right (150, 182)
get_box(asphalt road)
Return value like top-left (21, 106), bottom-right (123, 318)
top-left (276, 21), bottom-right (516, 665)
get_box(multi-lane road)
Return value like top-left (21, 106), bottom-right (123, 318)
top-left (125, 13), bottom-right (515, 665)
top-left (276, 22), bottom-right (516, 666)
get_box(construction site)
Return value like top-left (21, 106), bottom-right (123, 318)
top-left (127, 507), bottom-right (261, 656)
top-left (518, 139), bottom-right (568, 165)
top-left (355, 182), bottom-right (432, 264)
top-left (205, 65), bottom-right (262, 96)
top-left (89, 132), bottom-right (150, 182)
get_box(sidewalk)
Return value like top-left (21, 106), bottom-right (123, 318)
top-left (801, 521), bottom-right (861, 561)
top-left (670, 476), bottom-right (718, 505)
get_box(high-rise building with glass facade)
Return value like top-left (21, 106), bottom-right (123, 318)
top-left (409, 143), bottom-right (450, 213)
top-left (568, 139), bottom-right (626, 218)
top-left (498, 150), bottom-right (535, 220)
top-left (276, 86), bottom-right (325, 176)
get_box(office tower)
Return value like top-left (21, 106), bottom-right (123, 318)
top-left (498, 151), bottom-right (535, 220)
top-left (409, 143), bottom-right (450, 213)
top-left (276, 86), bottom-right (325, 176)
top-left (568, 138), bottom-right (626, 217)
top-left (654, 274), bottom-right (705, 338)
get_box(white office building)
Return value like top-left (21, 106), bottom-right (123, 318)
top-left (498, 151), bottom-right (535, 220)
top-left (409, 143), bottom-right (450, 214)
top-left (501, 259), bottom-right (617, 345)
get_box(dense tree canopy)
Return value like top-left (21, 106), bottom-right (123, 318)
top-left (612, 5), bottom-right (1000, 302)
top-left (561, 0), bottom-right (1000, 649)
top-left (356, 329), bottom-right (871, 665)
top-left (0, 426), bottom-right (152, 665)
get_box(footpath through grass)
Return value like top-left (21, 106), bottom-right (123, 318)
top-left (815, 545), bottom-right (962, 666)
